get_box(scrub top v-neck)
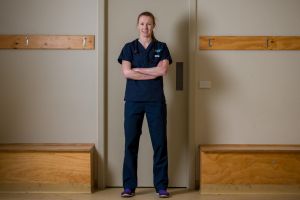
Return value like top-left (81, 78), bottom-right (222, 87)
top-left (118, 39), bottom-right (172, 102)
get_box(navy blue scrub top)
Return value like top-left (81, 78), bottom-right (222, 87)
top-left (118, 39), bottom-right (172, 102)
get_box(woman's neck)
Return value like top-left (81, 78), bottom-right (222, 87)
top-left (138, 36), bottom-right (152, 48)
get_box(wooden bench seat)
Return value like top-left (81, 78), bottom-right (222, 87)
top-left (0, 143), bottom-right (95, 193)
top-left (199, 144), bottom-right (300, 194)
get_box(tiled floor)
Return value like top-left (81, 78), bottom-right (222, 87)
top-left (0, 188), bottom-right (300, 200)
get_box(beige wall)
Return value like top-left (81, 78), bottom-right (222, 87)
top-left (195, 0), bottom-right (300, 144)
top-left (0, 0), bottom-right (101, 143)
top-left (1, 0), bottom-right (300, 189)
top-left (0, 0), bottom-right (106, 188)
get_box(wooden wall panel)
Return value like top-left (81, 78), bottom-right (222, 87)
top-left (0, 35), bottom-right (95, 50)
top-left (201, 152), bottom-right (300, 184)
top-left (272, 36), bottom-right (300, 50)
top-left (199, 145), bottom-right (300, 194)
top-left (199, 36), bottom-right (300, 50)
top-left (0, 144), bottom-right (95, 193)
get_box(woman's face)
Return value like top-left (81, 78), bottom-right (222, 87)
top-left (137, 15), bottom-right (155, 39)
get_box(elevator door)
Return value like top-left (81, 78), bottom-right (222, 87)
top-left (107, 0), bottom-right (189, 187)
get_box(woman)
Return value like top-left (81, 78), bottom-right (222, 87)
top-left (118, 11), bottom-right (172, 198)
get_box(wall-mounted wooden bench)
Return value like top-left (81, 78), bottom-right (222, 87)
top-left (199, 36), bottom-right (300, 50)
top-left (0, 143), bottom-right (96, 193)
top-left (199, 144), bottom-right (300, 194)
top-left (0, 35), bottom-right (95, 50)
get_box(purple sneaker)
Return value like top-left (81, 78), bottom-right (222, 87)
top-left (121, 188), bottom-right (135, 198)
top-left (157, 189), bottom-right (170, 198)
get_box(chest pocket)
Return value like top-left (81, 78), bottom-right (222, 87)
top-left (149, 48), bottom-right (162, 65)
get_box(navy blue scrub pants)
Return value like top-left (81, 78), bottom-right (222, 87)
top-left (123, 101), bottom-right (168, 192)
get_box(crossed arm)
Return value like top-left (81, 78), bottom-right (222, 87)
top-left (122, 59), bottom-right (169, 80)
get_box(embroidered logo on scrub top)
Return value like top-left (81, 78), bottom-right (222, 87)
top-left (154, 48), bottom-right (162, 58)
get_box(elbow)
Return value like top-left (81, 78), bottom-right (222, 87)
top-left (122, 69), bottom-right (131, 78)
top-left (161, 70), bottom-right (167, 76)
top-left (160, 67), bottom-right (168, 76)
top-left (158, 60), bottom-right (169, 76)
